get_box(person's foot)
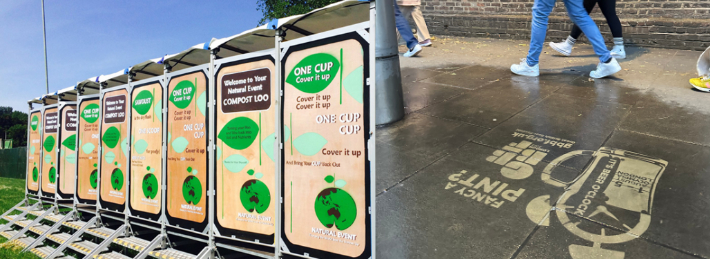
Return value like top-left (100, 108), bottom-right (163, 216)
top-left (419, 39), bottom-right (432, 47)
top-left (590, 58), bottom-right (622, 79)
top-left (690, 77), bottom-right (710, 92)
top-left (404, 44), bottom-right (422, 57)
top-left (611, 45), bottom-right (626, 59)
top-left (549, 41), bottom-right (573, 56)
top-left (510, 58), bottom-right (539, 77)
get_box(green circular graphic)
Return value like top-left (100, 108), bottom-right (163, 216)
top-left (81, 103), bottom-right (100, 124)
top-left (90, 169), bottom-right (98, 189)
top-left (182, 175), bottom-right (202, 205)
top-left (170, 80), bottom-right (196, 109)
top-left (44, 135), bottom-right (56, 153)
top-left (133, 90), bottom-right (154, 115)
top-left (240, 180), bottom-right (270, 214)
top-left (314, 188), bottom-right (357, 231)
top-left (32, 167), bottom-right (38, 182)
top-left (111, 168), bottom-right (124, 190)
top-left (142, 173), bottom-right (159, 199)
top-left (31, 115), bottom-right (39, 131)
top-left (48, 167), bottom-right (56, 184)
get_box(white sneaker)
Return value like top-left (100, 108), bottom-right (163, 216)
top-left (549, 41), bottom-right (573, 56)
top-left (510, 59), bottom-right (540, 77)
top-left (403, 44), bottom-right (422, 57)
top-left (589, 58), bottom-right (622, 79)
top-left (611, 45), bottom-right (626, 59)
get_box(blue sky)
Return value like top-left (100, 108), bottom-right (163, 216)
top-left (0, 0), bottom-right (262, 112)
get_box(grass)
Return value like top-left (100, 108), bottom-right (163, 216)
top-left (0, 177), bottom-right (41, 259)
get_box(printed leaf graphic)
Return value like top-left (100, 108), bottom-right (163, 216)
top-left (44, 154), bottom-right (51, 164)
top-left (134, 139), bottom-right (148, 154)
top-left (65, 153), bottom-right (76, 164)
top-left (30, 145), bottom-right (35, 155)
top-left (284, 125), bottom-right (291, 141)
top-left (286, 53), bottom-right (340, 94)
top-left (121, 137), bottom-right (129, 158)
top-left (154, 100), bottom-right (162, 122)
top-left (44, 135), bottom-right (56, 152)
top-left (133, 90), bottom-right (153, 115)
top-left (335, 179), bottom-right (347, 188)
top-left (223, 154), bottom-right (249, 173)
top-left (104, 151), bottom-right (116, 164)
top-left (216, 145), bottom-right (222, 160)
top-left (172, 137), bottom-right (189, 153)
top-left (81, 142), bottom-right (95, 155)
top-left (218, 117), bottom-right (259, 150)
top-left (81, 103), bottom-right (100, 124)
top-left (102, 126), bottom-right (121, 149)
top-left (197, 91), bottom-right (206, 116)
top-left (343, 66), bottom-right (364, 103)
top-left (325, 175), bottom-right (334, 183)
top-left (293, 132), bottom-right (327, 156)
top-left (262, 133), bottom-right (275, 162)
top-left (169, 80), bottom-right (196, 109)
top-left (31, 115), bottom-right (39, 131)
top-left (62, 134), bottom-right (77, 151)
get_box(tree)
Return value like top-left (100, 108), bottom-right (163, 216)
top-left (0, 106), bottom-right (12, 115)
top-left (0, 108), bottom-right (28, 148)
top-left (256, 0), bottom-right (340, 25)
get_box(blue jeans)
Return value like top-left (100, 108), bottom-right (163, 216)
top-left (526, 0), bottom-right (612, 66)
top-left (394, 2), bottom-right (418, 49)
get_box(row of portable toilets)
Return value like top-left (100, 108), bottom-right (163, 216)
top-left (1, 1), bottom-right (375, 258)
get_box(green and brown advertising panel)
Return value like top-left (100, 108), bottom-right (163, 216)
top-left (282, 35), bottom-right (371, 258)
top-left (27, 110), bottom-right (42, 194)
top-left (100, 89), bottom-right (128, 211)
top-left (76, 98), bottom-right (100, 204)
top-left (166, 69), bottom-right (208, 230)
top-left (129, 82), bottom-right (163, 219)
top-left (215, 55), bottom-right (276, 242)
top-left (57, 105), bottom-right (77, 199)
top-left (42, 107), bottom-right (59, 198)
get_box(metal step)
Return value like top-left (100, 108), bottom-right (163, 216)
top-left (69, 240), bottom-right (107, 255)
top-left (63, 219), bottom-right (88, 230)
top-left (3, 214), bottom-right (21, 221)
top-left (28, 224), bottom-right (52, 235)
top-left (92, 251), bottom-right (133, 259)
top-left (30, 246), bottom-right (57, 258)
top-left (47, 232), bottom-right (73, 244)
top-left (11, 236), bottom-right (36, 248)
top-left (86, 226), bottom-right (115, 238)
top-left (28, 209), bottom-right (48, 217)
top-left (45, 213), bottom-right (64, 222)
top-left (17, 206), bottom-right (31, 212)
top-left (114, 236), bottom-right (151, 251)
top-left (149, 248), bottom-right (196, 259)
top-left (0, 230), bottom-right (18, 239)
top-left (15, 219), bottom-right (33, 228)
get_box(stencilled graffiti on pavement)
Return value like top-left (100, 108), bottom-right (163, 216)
top-left (443, 129), bottom-right (667, 259)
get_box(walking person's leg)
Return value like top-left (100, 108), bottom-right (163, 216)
top-left (549, 0), bottom-right (597, 56)
top-left (510, 0), bottom-right (556, 76)
top-left (563, 0), bottom-right (621, 78)
top-left (597, 0), bottom-right (625, 58)
top-left (394, 2), bottom-right (422, 57)
top-left (410, 5), bottom-right (432, 46)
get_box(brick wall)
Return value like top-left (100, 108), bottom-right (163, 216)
top-left (419, 0), bottom-right (710, 50)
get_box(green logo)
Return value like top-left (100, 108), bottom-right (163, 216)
top-left (62, 134), bottom-right (76, 151)
top-left (286, 53), bottom-right (340, 94)
top-left (142, 173), bottom-right (158, 199)
top-left (44, 135), bottom-right (56, 153)
top-left (133, 90), bottom-right (154, 115)
top-left (182, 175), bottom-right (202, 205)
top-left (31, 115), bottom-right (39, 131)
top-left (169, 80), bottom-right (196, 109)
top-left (314, 176), bottom-right (356, 230)
top-left (90, 169), bottom-right (98, 189)
top-left (32, 167), bottom-right (38, 182)
top-left (240, 180), bottom-right (270, 214)
top-left (48, 167), bottom-right (56, 183)
top-left (81, 103), bottom-right (100, 124)
top-left (218, 117), bottom-right (259, 150)
top-left (111, 168), bottom-right (124, 190)
top-left (102, 126), bottom-right (121, 149)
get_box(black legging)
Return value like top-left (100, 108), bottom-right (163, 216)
top-left (570, 0), bottom-right (622, 39)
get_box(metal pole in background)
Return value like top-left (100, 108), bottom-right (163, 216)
top-left (375, 0), bottom-right (404, 125)
top-left (41, 0), bottom-right (49, 95)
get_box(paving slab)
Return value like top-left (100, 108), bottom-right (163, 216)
top-left (619, 97), bottom-right (710, 146)
top-left (515, 210), bottom-right (700, 259)
top-left (421, 65), bottom-right (513, 90)
top-left (377, 142), bottom-right (578, 259)
top-left (401, 81), bottom-right (464, 114)
top-left (376, 113), bottom-right (487, 157)
top-left (375, 140), bottom-right (444, 193)
top-left (400, 67), bottom-right (446, 83)
top-left (417, 75), bottom-right (565, 128)
top-left (556, 76), bottom-right (653, 105)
